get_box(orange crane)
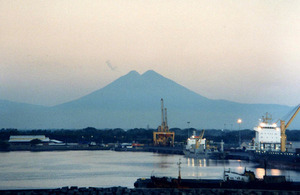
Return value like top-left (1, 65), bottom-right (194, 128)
top-left (153, 98), bottom-right (175, 146)
top-left (280, 105), bottom-right (300, 152)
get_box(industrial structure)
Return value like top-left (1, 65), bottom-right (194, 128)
top-left (280, 105), bottom-right (300, 152)
top-left (153, 98), bottom-right (175, 146)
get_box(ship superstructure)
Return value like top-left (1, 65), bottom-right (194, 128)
top-left (253, 105), bottom-right (300, 152)
top-left (185, 130), bottom-right (206, 152)
top-left (183, 130), bottom-right (226, 159)
top-left (253, 113), bottom-right (281, 151)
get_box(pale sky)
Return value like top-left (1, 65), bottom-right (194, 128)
top-left (1, 0), bottom-right (299, 106)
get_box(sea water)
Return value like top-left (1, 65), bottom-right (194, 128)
top-left (0, 150), bottom-right (299, 189)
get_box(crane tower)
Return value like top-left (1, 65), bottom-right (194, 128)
top-left (153, 98), bottom-right (175, 146)
top-left (280, 105), bottom-right (300, 152)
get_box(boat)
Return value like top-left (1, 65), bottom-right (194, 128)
top-left (250, 107), bottom-right (300, 169)
top-left (183, 130), bottom-right (226, 159)
top-left (135, 168), bottom-right (255, 189)
top-left (134, 159), bottom-right (300, 190)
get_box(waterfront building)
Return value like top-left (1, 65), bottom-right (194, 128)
top-left (9, 135), bottom-right (63, 145)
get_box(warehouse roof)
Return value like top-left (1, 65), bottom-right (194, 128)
top-left (9, 135), bottom-right (50, 143)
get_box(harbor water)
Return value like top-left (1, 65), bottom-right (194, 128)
top-left (0, 150), bottom-right (300, 190)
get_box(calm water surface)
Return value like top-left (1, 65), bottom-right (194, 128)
top-left (0, 150), bottom-right (299, 189)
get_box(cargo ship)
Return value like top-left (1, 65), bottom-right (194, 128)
top-left (250, 106), bottom-right (300, 168)
top-left (134, 160), bottom-right (300, 191)
top-left (183, 130), bottom-right (226, 159)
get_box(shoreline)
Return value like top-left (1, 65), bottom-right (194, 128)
top-left (1, 186), bottom-right (299, 195)
top-left (2, 146), bottom-right (300, 171)
top-left (0, 145), bottom-right (184, 154)
top-left (0, 145), bottom-right (110, 152)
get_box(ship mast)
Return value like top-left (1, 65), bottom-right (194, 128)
top-left (177, 159), bottom-right (181, 180)
top-left (262, 112), bottom-right (272, 123)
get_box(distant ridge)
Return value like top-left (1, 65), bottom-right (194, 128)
top-left (0, 70), bottom-right (298, 129)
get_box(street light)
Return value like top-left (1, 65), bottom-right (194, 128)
top-left (237, 118), bottom-right (242, 146)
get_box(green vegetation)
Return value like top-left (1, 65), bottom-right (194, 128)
top-left (30, 138), bottom-right (42, 146)
top-left (1, 128), bottom-right (299, 145)
top-left (0, 140), bottom-right (9, 150)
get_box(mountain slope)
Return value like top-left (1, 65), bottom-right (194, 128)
top-left (56, 70), bottom-right (211, 110)
top-left (0, 70), bottom-right (298, 129)
top-left (0, 100), bottom-right (47, 129)
top-left (51, 70), bottom-right (296, 129)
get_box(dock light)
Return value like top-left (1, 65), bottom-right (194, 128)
top-left (237, 119), bottom-right (242, 124)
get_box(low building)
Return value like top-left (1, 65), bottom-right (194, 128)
top-left (9, 135), bottom-right (63, 145)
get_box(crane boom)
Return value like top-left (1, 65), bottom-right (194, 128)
top-left (195, 129), bottom-right (205, 149)
top-left (280, 105), bottom-right (300, 152)
top-left (199, 129), bottom-right (205, 140)
top-left (164, 108), bottom-right (168, 129)
top-left (285, 105), bottom-right (300, 129)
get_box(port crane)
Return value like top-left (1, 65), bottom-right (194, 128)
top-left (153, 98), bottom-right (175, 146)
top-left (280, 105), bottom-right (300, 152)
top-left (195, 129), bottom-right (205, 149)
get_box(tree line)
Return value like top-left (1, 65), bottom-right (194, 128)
top-left (1, 127), bottom-right (300, 147)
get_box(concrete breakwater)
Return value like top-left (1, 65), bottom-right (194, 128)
top-left (1, 186), bottom-right (299, 195)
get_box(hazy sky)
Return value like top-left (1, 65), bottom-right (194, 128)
top-left (1, 0), bottom-right (300, 107)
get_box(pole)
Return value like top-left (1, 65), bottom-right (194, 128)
top-left (187, 121), bottom-right (190, 138)
top-left (237, 119), bottom-right (242, 147)
top-left (239, 123), bottom-right (241, 146)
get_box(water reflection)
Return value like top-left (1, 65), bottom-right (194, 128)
top-left (256, 168), bottom-right (266, 179)
top-left (255, 168), bottom-right (283, 179)
top-left (186, 158), bottom-right (231, 168)
top-left (187, 158), bottom-right (208, 167)
top-left (270, 169), bottom-right (281, 176)
top-left (154, 154), bottom-right (174, 169)
top-left (184, 157), bottom-right (297, 181)
top-left (0, 151), bottom-right (300, 190)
